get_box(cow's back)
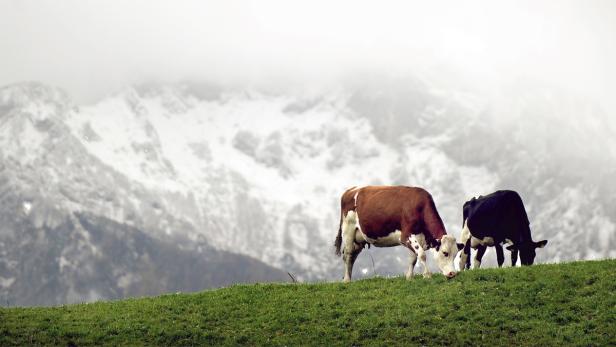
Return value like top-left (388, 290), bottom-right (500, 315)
top-left (353, 186), bottom-right (445, 242)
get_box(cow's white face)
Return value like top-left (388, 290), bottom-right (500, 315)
top-left (434, 235), bottom-right (464, 278)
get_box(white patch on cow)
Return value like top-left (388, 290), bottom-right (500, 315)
top-left (350, 186), bottom-right (366, 207)
top-left (408, 233), bottom-right (432, 277)
top-left (434, 235), bottom-right (461, 278)
top-left (406, 250), bottom-right (418, 279)
top-left (355, 231), bottom-right (369, 243)
top-left (352, 211), bottom-right (369, 243)
top-left (461, 220), bottom-right (471, 242)
top-left (341, 210), bottom-right (359, 282)
top-left (342, 211), bottom-right (358, 251)
top-left (358, 229), bottom-right (402, 247)
top-left (410, 233), bottom-right (428, 250)
top-left (471, 236), bottom-right (495, 247)
top-left (354, 186), bottom-right (366, 191)
top-left (459, 219), bottom-right (472, 271)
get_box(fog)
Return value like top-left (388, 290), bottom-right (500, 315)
top-left (1, 0), bottom-right (615, 114)
top-left (1, 1), bottom-right (616, 305)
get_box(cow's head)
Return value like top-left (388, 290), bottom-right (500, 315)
top-left (434, 235), bottom-right (464, 278)
top-left (506, 240), bottom-right (548, 265)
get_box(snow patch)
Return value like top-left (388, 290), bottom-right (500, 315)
top-left (0, 276), bottom-right (15, 288)
top-left (22, 201), bottom-right (32, 214)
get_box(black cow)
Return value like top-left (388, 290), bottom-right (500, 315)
top-left (459, 190), bottom-right (548, 270)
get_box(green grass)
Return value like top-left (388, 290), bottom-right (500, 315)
top-left (1, 259), bottom-right (615, 346)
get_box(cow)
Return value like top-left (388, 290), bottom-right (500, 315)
top-left (334, 185), bottom-right (463, 282)
top-left (459, 190), bottom-right (548, 270)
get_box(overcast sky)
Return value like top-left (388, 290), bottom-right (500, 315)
top-left (1, 0), bottom-right (615, 111)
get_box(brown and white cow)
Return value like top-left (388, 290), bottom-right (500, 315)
top-left (334, 185), bottom-right (463, 282)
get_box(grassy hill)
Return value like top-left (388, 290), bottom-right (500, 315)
top-left (1, 259), bottom-right (614, 346)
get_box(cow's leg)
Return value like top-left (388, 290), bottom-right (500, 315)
top-left (405, 249), bottom-right (418, 280)
top-left (458, 221), bottom-right (472, 271)
top-left (495, 244), bottom-right (505, 267)
top-left (473, 245), bottom-right (487, 269)
top-left (408, 233), bottom-right (431, 278)
top-left (341, 211), bottom-right (359, 282)
top-left (418, 247), bottom-right (430, 278)
top-left (459, 240), bottom-right (472, 271)
top-left (511, 248), bottom-right (519, 267)
top-left (465, 243), bottom-right (472, 270)
top-left (343, 256), bottom-right (352, 282)
top-left (343, 244), bottom-right (363, 283)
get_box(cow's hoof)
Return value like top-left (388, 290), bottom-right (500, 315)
top-left (423, 273), bottom-right (432, 279)
top-left (405, 274), bottom-right (414, 280)
top-left (343, 278), bottom-right (351, 283)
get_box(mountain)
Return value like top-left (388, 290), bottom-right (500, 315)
top-left (0, 80), bottom-right (614, 305)
top-left (0, 82), bottom-right (287, 306)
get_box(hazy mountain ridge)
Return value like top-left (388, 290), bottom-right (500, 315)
top-left (0, 83), bottom-right (288, 306)
top-left (0, 80), bottom-right (614, 305)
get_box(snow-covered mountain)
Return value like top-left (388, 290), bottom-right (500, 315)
top-left (1, 79), bottom-right (614, 305)
top-left (0, 82), bottom-right (289, 306)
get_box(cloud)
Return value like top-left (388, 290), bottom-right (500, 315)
top-left (1, 0), bottom-right (615, 111)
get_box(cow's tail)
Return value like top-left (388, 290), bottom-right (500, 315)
top-left (334, 212), bottom-right (343, 257)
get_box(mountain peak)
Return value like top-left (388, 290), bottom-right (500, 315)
top-left (0, 82), bottom-right (74, 122)
top-left (1, 82), bottom-right (70, 106)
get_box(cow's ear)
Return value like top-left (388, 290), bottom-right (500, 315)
top-left (457, 243), bottom-right (464, 251)
top-left (535, 240), bottom-right (548, 249)
top-left (506, 244), bottom-right (518, 251)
